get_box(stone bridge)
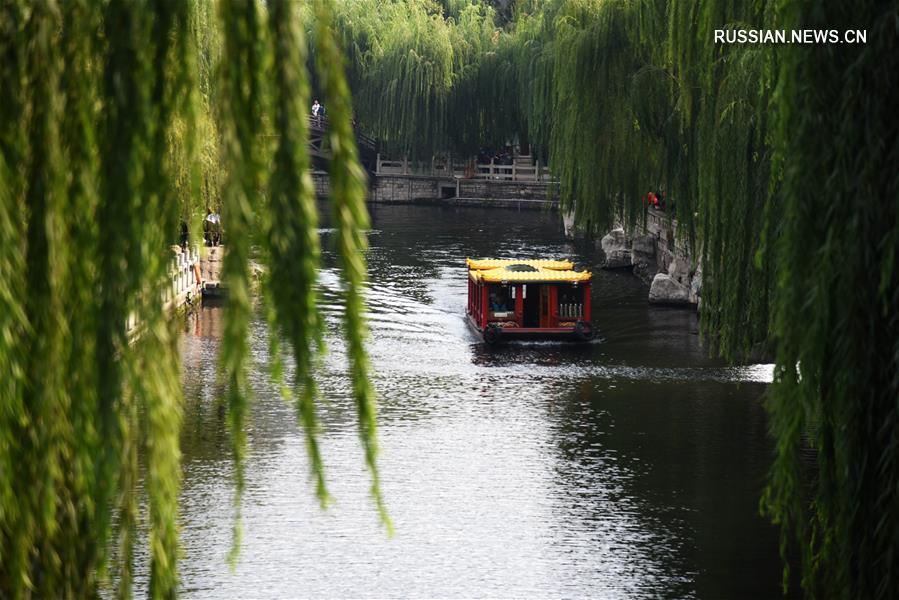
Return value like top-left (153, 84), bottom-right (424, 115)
top-left (308, 116), bottom-right (378, 173)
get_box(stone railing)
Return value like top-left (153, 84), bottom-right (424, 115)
top-left (164, 246), bottom-right (201, 308)
top-left (126, 246), bottom-right (201, 338)
top-left (374, 154), bottom-right (553, 182)
top-left (473, 159), bottom-right (552, 182)
top-left (375, 155), bottom-right (467, 177)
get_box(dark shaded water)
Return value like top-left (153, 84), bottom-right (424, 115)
top-left (168, 205), bottom-right (783, 598)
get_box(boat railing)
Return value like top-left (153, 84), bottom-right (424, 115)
top-left (558, 303), bottom-right (584, 319)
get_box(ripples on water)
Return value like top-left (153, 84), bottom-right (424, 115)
top-left (155, 205), bottom-right (786, 598)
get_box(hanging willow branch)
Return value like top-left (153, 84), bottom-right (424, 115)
top-left (314, 0), bottom-right (392, 532)
top-left (1, 0), bottom-right (388, 596)
top-left (11, 3), bottom-right (66, 597)
top-left (266, 0), bottom-right (328, 506)
top-left (218, 0), bottom-right (269, 568)
top-left (759, 1), bottom-right (899, 598)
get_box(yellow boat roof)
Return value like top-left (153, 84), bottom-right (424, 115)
top-left (467, 258), bottom-right (592, 283)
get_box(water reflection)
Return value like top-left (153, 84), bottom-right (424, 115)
top-left (147, 204), bottom-right (787, 598)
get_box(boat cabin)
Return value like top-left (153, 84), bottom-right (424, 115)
top-left (466, 258), bottom-right (594, 343)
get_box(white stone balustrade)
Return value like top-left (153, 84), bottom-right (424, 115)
top-left (128, 246), bottom-right (201, 338)
top-left (375, 153), bottom-right (554, 182)
top-left (164, 246), bottom-right (200, 306)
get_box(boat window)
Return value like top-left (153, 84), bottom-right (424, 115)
top-left (488, 285), bottom-right (513, 316)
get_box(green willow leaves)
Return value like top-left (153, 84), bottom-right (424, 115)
top-left (313, 0), bottom-right (391, 530)
top-left (0, 0), bottom-right (385, 597)
top-left (218, 0), bottom-right (267, 564)
top-left (759, 2), bottom-right (899, 598)
top-left (503, 2), bottom-right (897, 598)
top-left (316, 0), bottom-right (506, 158)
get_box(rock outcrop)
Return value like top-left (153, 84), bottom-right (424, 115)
top-left (631, 234), bottom-right (658, 282)
top-left (562, 210), bottom-right (577, 239)
top-left (667, 257), bottom-right (691, 285)
top-left (648, 256), bottom-right (701, 306)
top-left (689, 263), bottom-right (702, 305)
top-left (596, 211), bottom-right (703, 309)
top-left (648, 273), bottom-right (692, 305)
top-left (600, 228), bottom-right (632, 270)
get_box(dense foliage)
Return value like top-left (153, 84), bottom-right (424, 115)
top-left (495, 4), bottom-right (898, 596)
top-left (0, 0), bottom-right (385, 597)
top-left (316, 0), bottom-right (516, 158)
top-left (760, 2), bottom-right (898, 597)
top-left (505, 2), bottom-right (897, 597)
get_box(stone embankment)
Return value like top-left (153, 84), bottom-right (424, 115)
top-left (165, 244), bottom-right (226, 310)
top-left (588, 208), bottom-right (702, 308)
top-left (197, 246), bottom-right (267, 297)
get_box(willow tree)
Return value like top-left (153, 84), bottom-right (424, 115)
top-left (502, 1), bottom-right (898, 597)
top-left (445, 3), bottom-right (518, 156)
top-left (342, 0), bottom-right (457, 158)
top-left (545, 0), bottom-right (654, 229)
top-left (0, 0), bottom-right (386, 597)
top-left (760, 1), bottom-right (899, 598)
top-left (170, 0), bottom-right (223, 223)
top-left (485, 0), bottom-right (776, 350)
top-left (504, 5), bottom-right (558, 162)
top-left (312, 0), bottom-right (516, 159)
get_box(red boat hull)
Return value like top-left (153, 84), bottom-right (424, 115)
top-left (467, 314), bottom-right (594, 344)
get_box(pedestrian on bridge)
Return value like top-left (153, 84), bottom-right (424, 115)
top-left (312, 99), bottom-right (325, 125)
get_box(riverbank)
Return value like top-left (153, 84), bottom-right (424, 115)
top-left (579, 207), bottom-right (702, 309)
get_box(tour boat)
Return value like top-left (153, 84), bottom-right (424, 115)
top-left (466, 258), bottom-right (595, 344)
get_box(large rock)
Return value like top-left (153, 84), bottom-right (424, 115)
top-left (631, 234), bottom-right (658, 281)
top-left (562, 210), bottom-right (577, 239)
top-left (648, 273), bottom-right (692, 305)
top-left (666, 256), bottom-right (701, 306)
top-left (667, 256), bottom-right (692, 285)
top-left (600, 228), bottom-right (632, 269)
top-left (689, 263), bottom-right (702, 305)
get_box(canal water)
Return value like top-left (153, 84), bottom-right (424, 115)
top-left (169, 204), bottom-right (784, 598)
